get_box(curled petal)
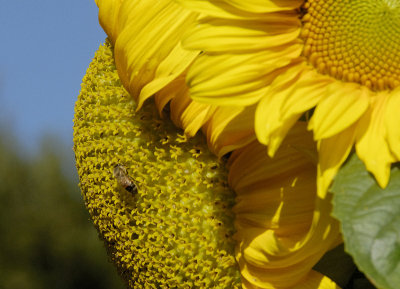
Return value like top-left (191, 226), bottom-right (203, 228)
top-left (229, 123), bottom-right (341, 288)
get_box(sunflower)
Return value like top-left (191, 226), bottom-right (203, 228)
top-left (91, 0), bottom-right (384, 288)
top-left (172, 0), bottom-right (400, 197)
top-left (75, 41), bottom-right (347, 288)
top-left (97, 0), bottom-right (400, 198)
top-left (95, 0), bottom-right (258, 156)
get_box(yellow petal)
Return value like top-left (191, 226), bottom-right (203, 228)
top-left (96, 0), bottom-right (123, 41)
top-left (237, 236), bottom-right (326, 288)
top-left (154, 75), bottom-right (187, 115)
top-left (255, 64), bottom-right (330, 156)
top-left (292, 270), bottom-right (341, 289)
top-left (176, 0), bottom-right (245, 19)
top-left (137, 42), bottom-right (199, 109)
top-left (110, 0), bottom-right (198, 107)
top-left (317, 124), bottom-right (357, 198)
top-left (280, 69), bottom-right (333, 116)
top-left (221, 0), bottom-right (303, 13)
top-left (229, 123), bottom-right (341, 288)
top-left (255, 64), bottom-right (303, 147)
top-left (168, 79), bottom-right (192, 129)
top-left (177, 0), bottom-right (303, 17)
top-left (310, 83), bottom-right (370, 140)
top-left (385, 88), bottom-right (400, 160)
top-left (229, 124), bottom-right (315, 192)
top-left (159, 79), bottom-right (217, 135)
top-left (203, 105), bottom-right (256, 157)
top-left (356, 92), bottom-right (396, 188)
top-left (233, 167), bottom-right (315, 235)
top-left (181, 102), bottom-right (217, 137)
top-left (186, 44), bottom-right (302, 106)
top-left (183, 17), bottom-right (301, 52)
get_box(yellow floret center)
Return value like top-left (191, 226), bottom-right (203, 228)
top-left (301, 0), bottom-right (400, 91)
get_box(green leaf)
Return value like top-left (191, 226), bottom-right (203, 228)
top-left (331, 154), bottom-right (400, 289)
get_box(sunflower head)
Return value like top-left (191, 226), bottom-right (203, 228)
top-left (86, 1), bottom-right (400, 288)
top-left (164, 0), bottom-right (400, 195)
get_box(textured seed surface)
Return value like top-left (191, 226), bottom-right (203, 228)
top-left (73, 40), bottom-right (241, 289)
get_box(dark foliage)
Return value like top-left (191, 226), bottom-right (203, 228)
top-left (0, 134), bottom-right (125, 289)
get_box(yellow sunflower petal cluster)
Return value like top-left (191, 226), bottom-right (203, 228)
top-left (174, 0), bottom-right (400, 196)
top-left (90, 0), bottom-right (391, 288)
top-left (97, 0), bottom-right (400, 198)
top-left (95, 0), bottom-right (256, 156)
top-left (228, 122), bottom-right (342, 289)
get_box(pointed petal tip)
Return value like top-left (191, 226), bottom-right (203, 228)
top-left (372, 164), bottom-right (391, 189)
top-left (317, 170), bottom-right (334, 199)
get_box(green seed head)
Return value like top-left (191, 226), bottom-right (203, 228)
top-left (73, 40), bottom-right (241, 288)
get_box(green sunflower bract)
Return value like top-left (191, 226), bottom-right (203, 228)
top-left (73, 40), bottom-right (241, 288)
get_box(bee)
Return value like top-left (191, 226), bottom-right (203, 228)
top-left (113, 164), bottom-right (137, 194)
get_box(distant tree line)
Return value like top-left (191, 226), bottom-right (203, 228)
top-left (0, 132), bottom-right (125, 289)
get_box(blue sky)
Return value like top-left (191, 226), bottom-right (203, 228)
top-left (0, 1), bottom-right (106, 156)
